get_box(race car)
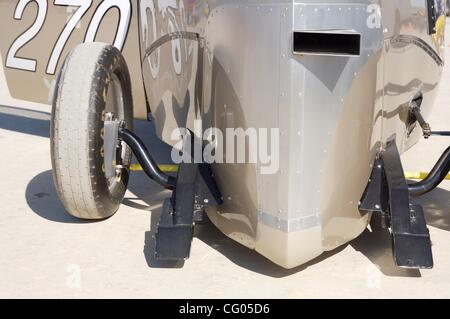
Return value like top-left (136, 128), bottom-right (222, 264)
top-left (0, 0), bottom-right (448, 269)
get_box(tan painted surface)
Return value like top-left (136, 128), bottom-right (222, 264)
top-left (0, 0), bottom-right (147, 119)
top-left (1, 18), bottom-right (450, 296)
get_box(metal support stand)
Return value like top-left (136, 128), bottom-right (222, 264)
top-left (155, 162), bottom-right (223, 260)
top-left (116, 124), bottom-right (223, 261)
top-left (360, 141), bottom-right (433, 269)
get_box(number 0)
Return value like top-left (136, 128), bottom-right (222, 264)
top-left (84, 0), bottom-right (131, 51)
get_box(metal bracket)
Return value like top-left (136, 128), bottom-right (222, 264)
top-left (409, 97), bottom-right (450, 138)
top-left (155, 162), bottom-right (223, 261)
top-left (426, 0), bottom-right (438, 35)
top-left (382, 141), bottom-right (433, 268)
top-left (104, 112), bottom-right (120, 179)
top-left (359, 141), bottom-right (433, 269)
top-left (359, 157), bottom-right (390, 229)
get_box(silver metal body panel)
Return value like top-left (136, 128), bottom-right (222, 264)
top-left (139, 0), bottom-right (444, 268)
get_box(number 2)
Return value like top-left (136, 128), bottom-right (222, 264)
top-left (6, 0), bottom-right (48, 72)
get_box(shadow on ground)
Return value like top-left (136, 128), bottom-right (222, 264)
top-left (124, 171), bottom-right (185, 269)
top-left (0, 105), bottom-right (50, 138)
top-left (414, 187), bottom-right (450, 231)
top-left (126, 168), bottom-right (348, 277)
top-left (19, 104), bottom-right (450, 277)
top-left (350, 228), bottom-right (421, 278)
top-left (28, 166), bottom-right (450, 277)
top-left (27, 164), bottom-right (450, 277)
top-left (138, 194), bottom-right (349, 277)
top-left (25, 170), bottom-right (91, 223)
top-left (350, 186), bottom-right (450, 278)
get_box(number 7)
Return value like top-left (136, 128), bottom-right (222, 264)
top-left (46, 0), bottom-right (92, 75)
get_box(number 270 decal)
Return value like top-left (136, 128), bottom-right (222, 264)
top-left (6, 0), bottom-right (131, 74)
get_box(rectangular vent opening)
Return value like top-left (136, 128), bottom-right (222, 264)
top-left (293, 31), bottom-right (361, 56)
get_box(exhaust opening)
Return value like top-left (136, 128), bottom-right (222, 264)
top-left (293, 31), bottom-right (361, 56)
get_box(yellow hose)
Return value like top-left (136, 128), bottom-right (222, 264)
top-left (404, 172), bottom-right (450, 181)
top-left (130, 163), bottom-right (179, 173)
top-left (130, 164), bottom-right (450, 181)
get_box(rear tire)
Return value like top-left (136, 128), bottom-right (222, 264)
top-left (50, 43), bottom-right (133, 219)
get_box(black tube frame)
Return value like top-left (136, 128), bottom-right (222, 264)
top-left (119, 128), bottom-right (176, 190)
top-left (408, 146), bottom-right (450, 197)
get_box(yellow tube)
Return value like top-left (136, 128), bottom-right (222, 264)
top-left (404, 171), bottom-right (450, 181)
top-left (130, 165), bottom-right (450, 181)
top-left (130, 163), bottom-right (179, 173)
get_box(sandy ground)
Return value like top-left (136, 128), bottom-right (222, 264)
top-left (1, 30), bottom-right (450, 299)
